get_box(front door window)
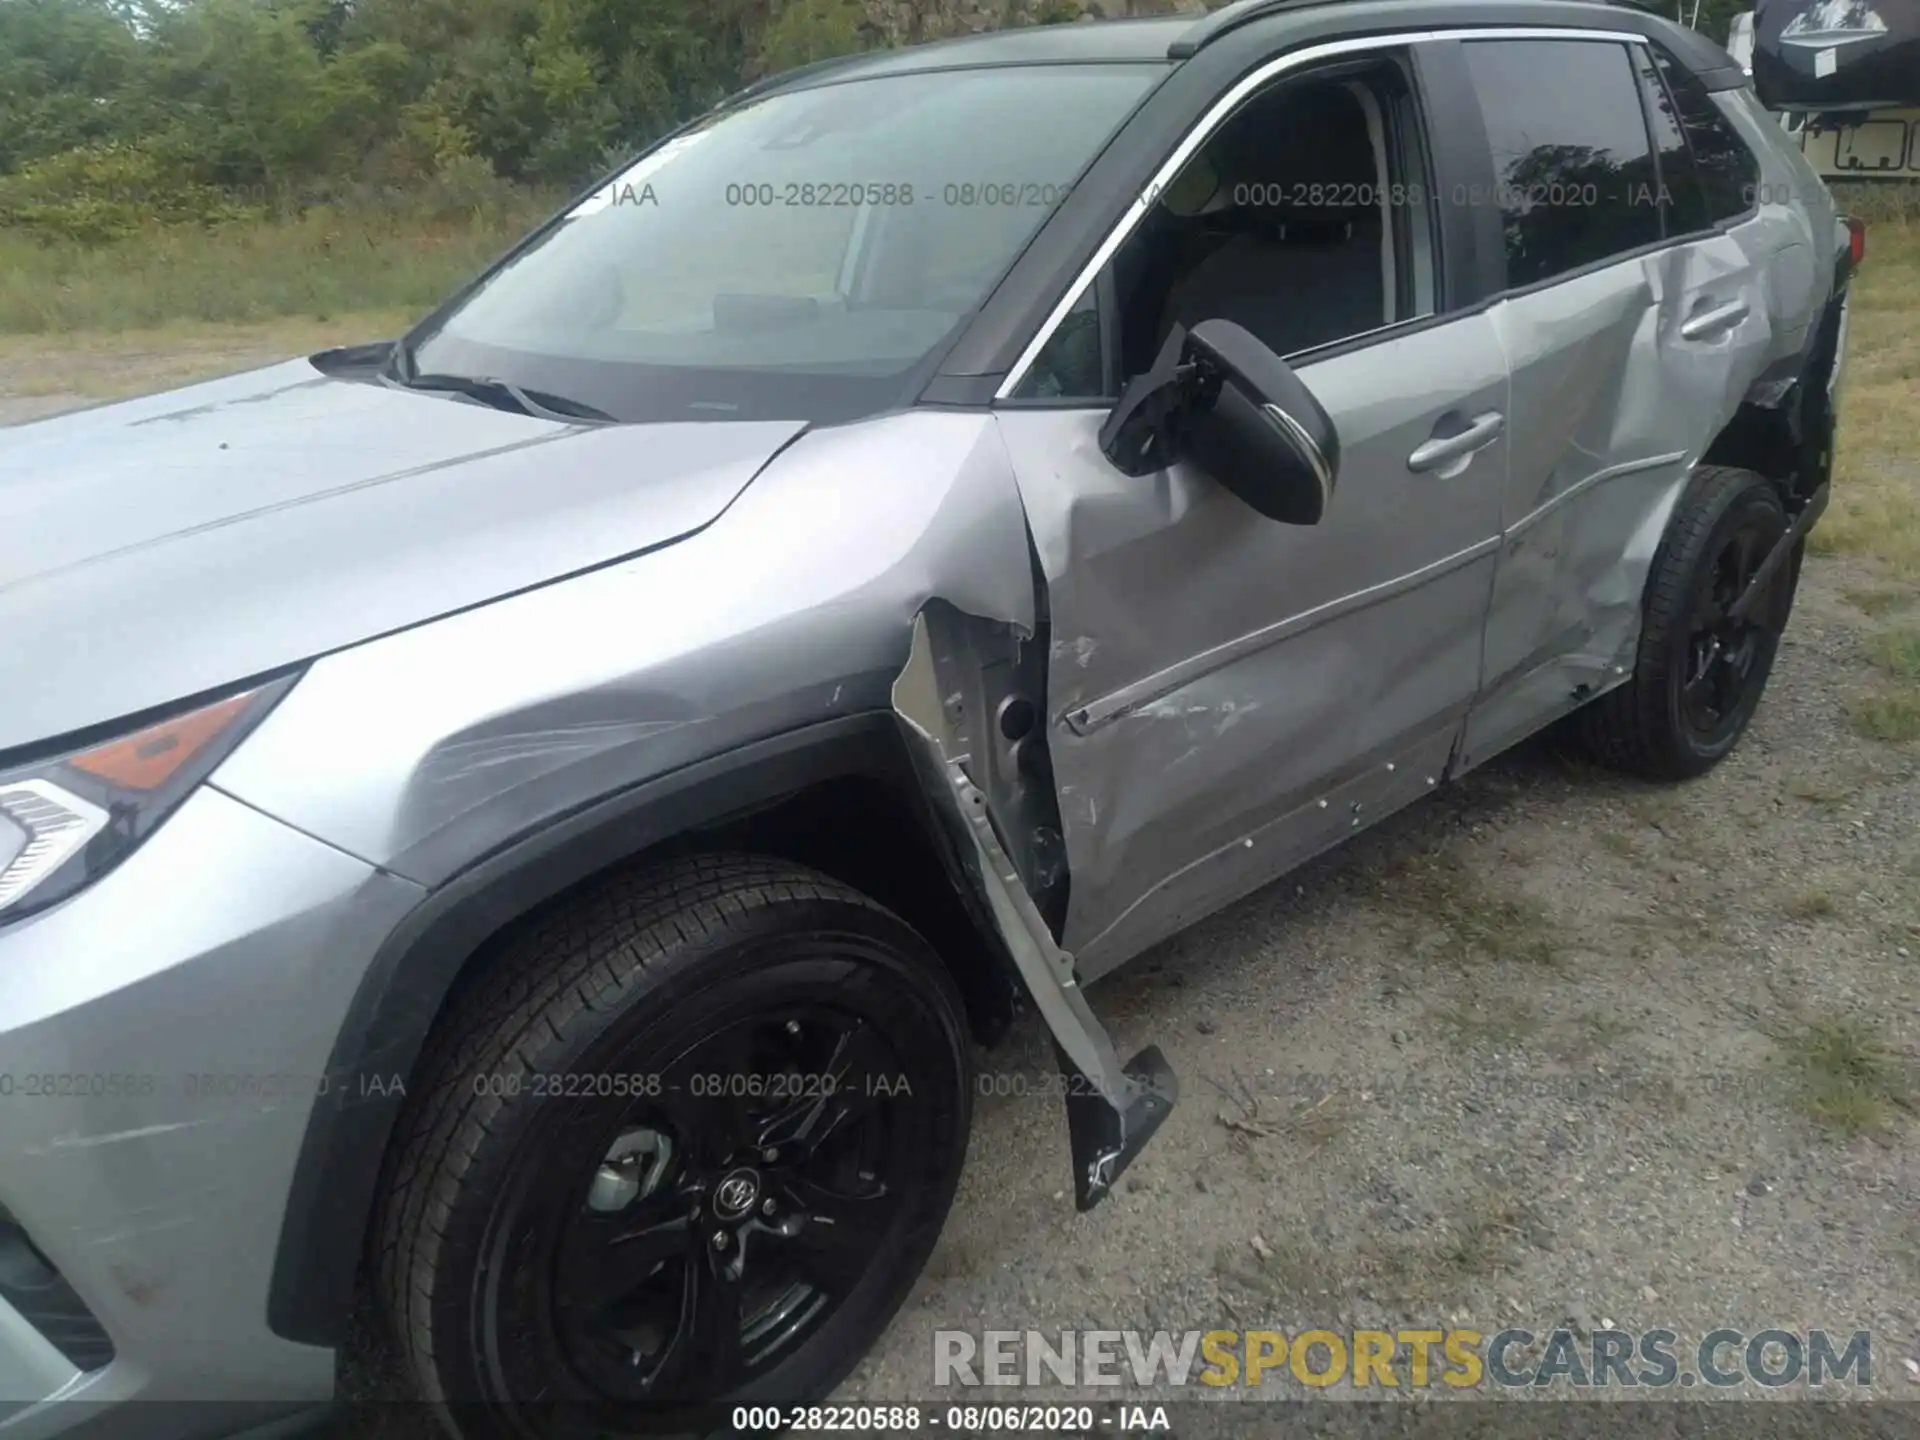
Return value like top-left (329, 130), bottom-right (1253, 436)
top-left (1015, 55), bottom-right (1438, 402)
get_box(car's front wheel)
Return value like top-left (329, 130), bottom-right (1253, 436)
top-left (375, 854), bottom-right (973, 1439)
top-left (1575, 464), bottom-right (1799, 781)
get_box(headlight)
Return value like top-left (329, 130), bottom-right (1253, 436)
top-left (0, 675), bottom-right (297, 925)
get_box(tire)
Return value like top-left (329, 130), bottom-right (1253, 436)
top-left (374, 854), bottom-right (973, 1440)
top-left (1574, 464), bottom-right (1798, 782)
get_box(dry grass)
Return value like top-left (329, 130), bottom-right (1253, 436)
top-left (1597, 830), bottom-right (1641, 860)
top-left (1369, 852), bottom-right (1566, 969)
top-left (1549, 1008), bottom-right (1634, 1065)
top-left (1813, 220), bottom-right (1920, 583)
top-left (1826, 221), bottom-right (1920, 736)
top-left (1214, 1235), bottom-right (1347, 1308)
top-left (1431, 995), bottom-right (1542, 1052)
top-left (1207, 1070), bottom-right (1355, 1152)
top-left (1356, 1193), bottom-right (1547, 1307)
top-left (1781, 889), bottom-right (1840, 922)
top-left (1834, 181), bottom-right (1920, 226)
top-left (0, 311), bottom-right (419, 401)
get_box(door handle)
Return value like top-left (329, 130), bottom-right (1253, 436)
top-left (1680, 299), bottom-right (1750, 341)
top-left (1407, 410), bottom-right (1505, 474)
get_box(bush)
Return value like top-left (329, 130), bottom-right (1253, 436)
top-left (1832, 181), bottom-right (1920, 226)
top-left (0, 186), bottom-right (560, 333)
top-left (0, 143), bottom-right (263, 244)
top-left (755, 0), bottom-right (874, 76)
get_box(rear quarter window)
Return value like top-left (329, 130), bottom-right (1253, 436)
top-left (1632, 47), bottom-right (1713, 235)
top-left (1651, 45), bottom-right (1761, 223)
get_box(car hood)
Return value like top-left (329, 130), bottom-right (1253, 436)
top-left (0, 360), bottom-right (807, 753)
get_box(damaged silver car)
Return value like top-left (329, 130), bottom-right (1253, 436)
top-left (0, 0), bottom-right (1860, 1435)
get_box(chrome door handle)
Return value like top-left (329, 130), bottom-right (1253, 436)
top-left (1680, 299), bottom-right (1750, 340)
top-left (1407, 410), bottom-right (1505, 473)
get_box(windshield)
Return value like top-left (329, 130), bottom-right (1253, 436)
top-left (405, 63), bottom-right (1161, 423)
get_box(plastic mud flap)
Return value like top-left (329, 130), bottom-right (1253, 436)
top-left (892, 605), bottom-right (1177, 1210)
top-left (1729, 481), bottom-right (1829, 625)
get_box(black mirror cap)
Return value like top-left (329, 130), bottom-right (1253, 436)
top-left (1185, 319), bottom-right (1339, 525)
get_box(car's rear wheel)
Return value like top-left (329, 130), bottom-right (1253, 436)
top-left (374, 854), bottom-right (972, 1439)
top-left (1575, 464), bottom-right (1799, 781)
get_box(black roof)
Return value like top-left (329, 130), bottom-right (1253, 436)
top-left (732, 0), bottom-right (1741, 103)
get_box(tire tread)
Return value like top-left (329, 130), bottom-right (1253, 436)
top-left (372, 854), bottom-right (889, 1417)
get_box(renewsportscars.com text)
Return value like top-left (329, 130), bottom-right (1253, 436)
top-left (933, 1327), bottom-right (1873, 1390)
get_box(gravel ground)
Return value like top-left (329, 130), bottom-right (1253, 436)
top-left (6, 349), bottom-right (1915, 1432)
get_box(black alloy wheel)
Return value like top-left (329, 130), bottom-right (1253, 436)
top-left (377, 855), bottom-right (973, 1440)
top-left (533, 1004), bottom-right (915, 1408)
top-left (1575, 465), bottom-right (1798, 781)
top-left (1675, 511), bottom-right (1780, 750)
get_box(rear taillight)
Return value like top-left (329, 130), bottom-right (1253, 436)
top-left (1844, 215), bottom-right (1867, 270)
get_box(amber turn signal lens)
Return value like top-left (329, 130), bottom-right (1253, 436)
top-left (68, 690), bottom-right (260, 791)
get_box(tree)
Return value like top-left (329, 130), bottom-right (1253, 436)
top-left (0, 0), bottom-right (142, 173)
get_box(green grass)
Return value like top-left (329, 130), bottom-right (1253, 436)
top-left (1849, 622), bottom-right (1920, 746)
top-left (1844, 584), bottom-right (1911, 618)
top-left (1849, 689), bottom-right (1920, 743)
top-left (0, 194), bottom-right (554, 334)
top-left (1865, 627), bottom-right (1920, 682)
top-left (1783, 774), bottom-right (1853, 805)
top-left (1776, 1017), bottom-right (1913, 1137)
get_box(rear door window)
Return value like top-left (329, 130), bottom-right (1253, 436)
top-left (1461, 38), bottom-right (1664, 288)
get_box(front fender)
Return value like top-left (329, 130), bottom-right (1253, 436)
top-left (265, 715), bottom-right (924, 1345)
top-left (259, 410), bottom-right (1058, 1346)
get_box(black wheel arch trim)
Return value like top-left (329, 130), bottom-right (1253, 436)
top-left (265, 711), bottom-right (1011, 1348)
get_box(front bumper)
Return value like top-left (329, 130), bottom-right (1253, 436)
top-left (0, 786), bottom-right (421, 1438)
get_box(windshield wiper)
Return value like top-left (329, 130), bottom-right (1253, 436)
top-left (382, 370), bottom-right (615, 424)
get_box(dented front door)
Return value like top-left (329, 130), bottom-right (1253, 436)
top-left (995, 314), bottom-right (1511, 981)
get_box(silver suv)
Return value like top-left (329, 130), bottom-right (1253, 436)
top-left (0, 1), bottom-right (1858, 1435)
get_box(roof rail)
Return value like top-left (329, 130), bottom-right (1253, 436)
top-left (1168, 0), bottom-right (1277, 57)
top-left (1168, 0), bottom-right (1667, 59)
top-left (725, 50), bottom-right (873, 106)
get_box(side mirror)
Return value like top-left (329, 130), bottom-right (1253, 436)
top-left (1097, 319), bottom-right (1340, 525)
